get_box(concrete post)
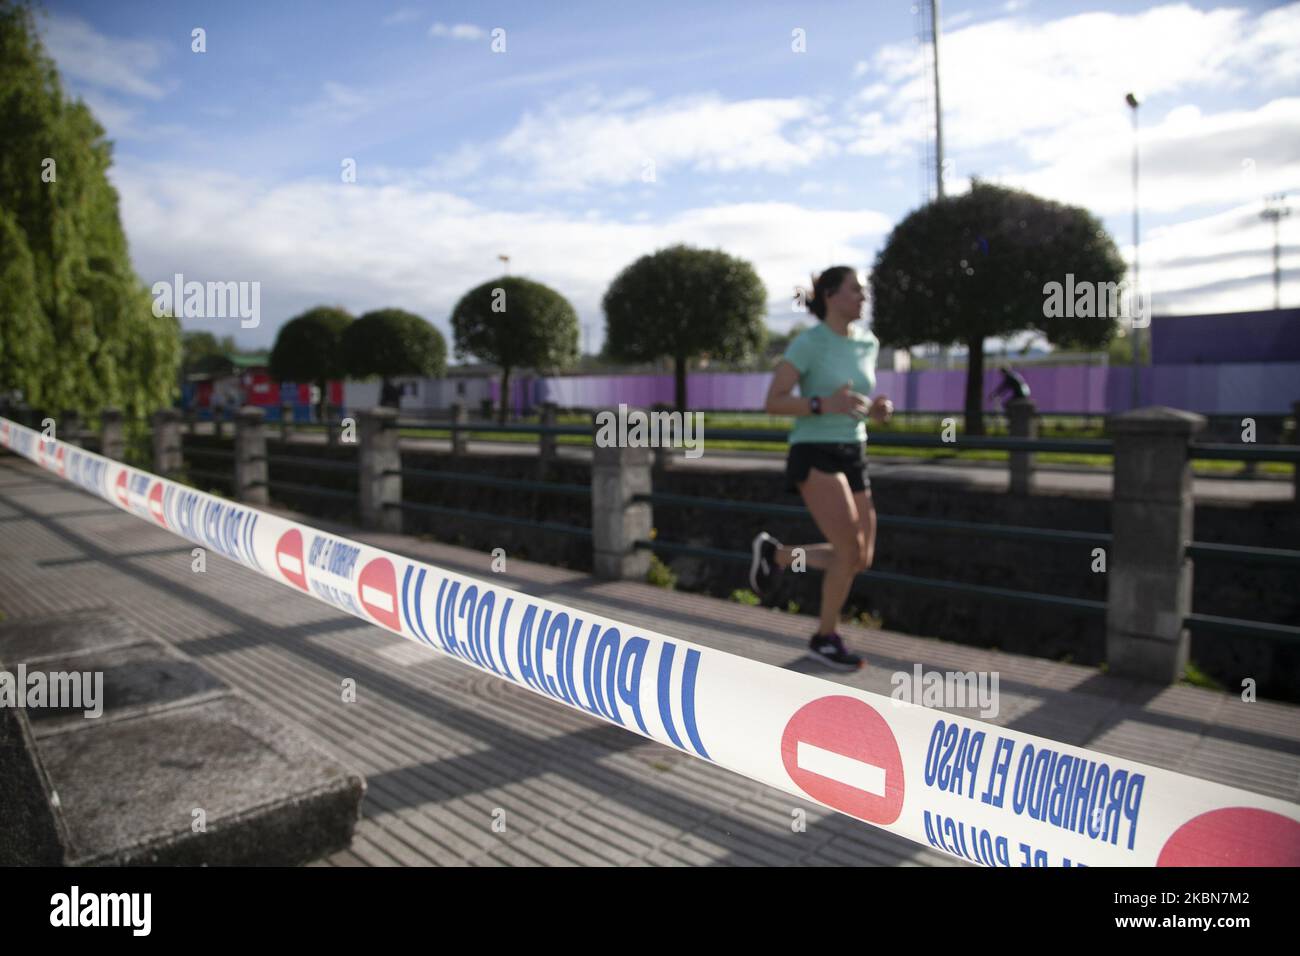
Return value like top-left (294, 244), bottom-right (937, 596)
top-left (539, 402), bottom-right (557, 465)
top-left (451, 402), bottom-right (469, 456)
top-left (151, 409), bottom-right (183, 476)
top-left (234, 407), bottom-right (268, 505)
top-left (280, 402), bottom-right (294, 442)
top-left (60, 409), bottom-right (83, 448)
top-left (591, 409), bottom-right (652, 581)
top-left (1006, 397), bottom-right (1037, 496)
top-left (359, 408), bottom-right (401, 533)
top-left (100, 408), bottom-right (126, 462)
top-left (1105, 406), bottom-right (1205, 683)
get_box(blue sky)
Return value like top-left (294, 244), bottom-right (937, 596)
top-left (36, 0), bottom-right (1300, 353)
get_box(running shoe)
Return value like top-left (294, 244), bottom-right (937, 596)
top-left (806, 632), bottom-right (864, 671)
top-left (749, 531), bottom-right (783, 599)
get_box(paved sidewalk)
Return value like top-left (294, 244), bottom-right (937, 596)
top-left (2, 452), bottom-right (1298, 866)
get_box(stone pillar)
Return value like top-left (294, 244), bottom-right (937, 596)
top-left (60, 409), bottom-right (83, 448)
top-left (359, 407), bottom-right (401, 533)
top-left (280, 402), bottom-right (294, 442)
top-left (151, 409), bottom-right (183, 476)
top-left (100, 408), bottom-right (126, 462)
top-left (539, 402), bottom-right (557, 465)
top-left (591, 409), bottom-right (652, 581)
top-left (234, 407), bottom-right (268, 505)
top-left (1105, 406), bottom-right (1205, 683)
top-left (1006, 397), bottom-right (1037, 496)
top-left (451, 402), bottom-right (469, 456)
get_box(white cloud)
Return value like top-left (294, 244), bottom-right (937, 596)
top-left (39, 13), bottom-right (168, 99)
top-left (382, 8), bottom-right (422, 26)
top-left (424, 87), bottom-right (831, 192)
top-left (852, 3), bottom-right (1300, 161)
top-left (112, 164), bottom-right (892, 346)
top-left (1138, 201), bottom-right (1299, 313)
top-left (429, 22), bottom-right (486, 40)
top-left (1005, 97), bottom-right (1300, 217)
top-left (293, 81), bottom-right (373, 123)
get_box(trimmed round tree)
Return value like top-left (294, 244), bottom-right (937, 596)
top-left (451, 277), bottom-right (579, 422)
top-left (869, 180), bottom-right (1125, 434)
top-left (269, 306), bottom-right (353, 421)
top-left (340, 308), bottom-right (447, 407)
top-left (602, 244), bottom-right (767, 411)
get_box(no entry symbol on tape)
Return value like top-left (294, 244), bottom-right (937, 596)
top-left (275, 529), bottom-right (308, 591)
top-left (1158, 807), bottom-right (1300, 867)
top-left (782, 695), bottom-right (905, 825)
top-left (357, 557), bottom-right (401, 632)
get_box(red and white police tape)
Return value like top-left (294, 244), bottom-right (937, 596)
top-left (3, 414), bottom-right (1299, 867)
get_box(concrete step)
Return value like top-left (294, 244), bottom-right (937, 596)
top-left (0, 610), bottom-right (364, 866)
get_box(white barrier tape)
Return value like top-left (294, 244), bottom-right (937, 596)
top-left (3, 415), bottom-right (1299, 867)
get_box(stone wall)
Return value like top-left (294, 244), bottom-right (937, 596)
top-left (187, 438), bottom-right (1300, 701)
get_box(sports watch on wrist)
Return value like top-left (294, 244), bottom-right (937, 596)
top-left (809, 396), bottom-right (822, 415)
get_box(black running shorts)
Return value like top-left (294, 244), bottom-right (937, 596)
top-left (785, 442), bottom-right (870, 494)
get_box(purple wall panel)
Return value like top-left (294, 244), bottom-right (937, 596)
top-left (514, 362), bottom-right (1299, 415)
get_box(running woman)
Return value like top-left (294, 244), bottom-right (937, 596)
top-left (750, 266), bottom-right (893, 670)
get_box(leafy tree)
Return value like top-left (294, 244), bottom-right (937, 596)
top-left (603, 244), bottom-right (767, 411)
top-left (451, 277), bottom-right (579, 422)
top-left (268, 306), bottom-right (352, 420)
top-left (0, 0), bottom-right (179, 422)
top-left (180, 331), bottom-right (233, 379)
top-left (869, 180), bottom-right (1125, 434)
top-left (340, 308), bottom-right (447, 405)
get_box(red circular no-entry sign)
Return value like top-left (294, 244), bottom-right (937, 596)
top-left (782, 695), bottom-right (905, 825)
top-left (1158, 808), bottom-right (1300, 867)
top-left (358, 557), bottom-right (401, 632)
top-left (147, 481), bottom-right (167, 528)
top-left (275, 529), bottom-right (308, 591)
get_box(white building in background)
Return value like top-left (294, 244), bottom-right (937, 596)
top-left (343, 367), bottom-right (498, 416)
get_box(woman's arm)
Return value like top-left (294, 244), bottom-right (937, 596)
top-left (764, 360), bottom-right (814, 416)
top-left (764, 361), bottom-right (868, 417)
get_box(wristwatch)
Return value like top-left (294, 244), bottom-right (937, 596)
top-left (809, 396), bottom-right (822, 415)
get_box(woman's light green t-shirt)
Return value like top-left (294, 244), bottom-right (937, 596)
top-left (781, 322), bottom-right (879, 444)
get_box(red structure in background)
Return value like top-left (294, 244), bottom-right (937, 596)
top-left (184, 354), bottom-right (343, 420)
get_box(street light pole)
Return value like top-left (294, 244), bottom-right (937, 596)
top-left (1125, 92), bottom-right (1141, 409)
top-left (1261, 194), bottom-right (1291, 310)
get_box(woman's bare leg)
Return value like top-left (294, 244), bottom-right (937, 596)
top-left (795, 469), bottom-right (868, 635)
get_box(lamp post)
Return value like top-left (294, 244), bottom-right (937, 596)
top-left (1125, 92), bottom-right (1141, 409)
top-left (1261, 194), bottom-right (1291, 310)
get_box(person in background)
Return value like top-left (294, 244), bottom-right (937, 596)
top-left (988, 365), bottom-right (1031, 410)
